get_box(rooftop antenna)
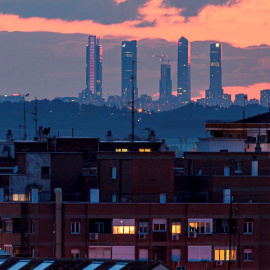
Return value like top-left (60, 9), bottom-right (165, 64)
top-left (23, 93), bottom-right (29, 140)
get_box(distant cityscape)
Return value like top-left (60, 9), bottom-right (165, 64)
top-left (1, 36), bottom-right (270, 111)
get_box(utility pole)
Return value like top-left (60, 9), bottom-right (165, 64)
top-left (34, 97), bottom-right (38, 138)
top-left (228, 195), bottom-right (233, 270)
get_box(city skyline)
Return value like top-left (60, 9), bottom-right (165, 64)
top-left (0, 1), bottom-right (270, 101)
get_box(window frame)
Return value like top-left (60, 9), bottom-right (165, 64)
top-left (244, 221), bottom-right (253, 234)
top-left (172, 222), bottom-right (181, 234)
top-left (152, 219), bottom-right (167, 232)
top-left (71, 221), bottom-right (80, 234)
top-left (188, 219), bottom-right (213, 234)
top-left (139, 222), bottom-right (149, 234)
top-left (244, 249), bottom-right (253, 261)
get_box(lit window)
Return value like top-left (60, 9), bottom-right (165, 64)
top-left (188, 219), bottom-right (212, 234)
top-left (113, 219), bottom-right (135, 234)
top-left (12, 194), bottom-right (26, 201)
top-left (244, 222), bottom-right (253, 234)
top-left (115, 148), bottom-right (128, 152)
top-left (139, 222), bottom-right (149, 234)
top-left (113, 226), bottom-right (135, 234)
top-left (172, 222), bottom-right (181, 234)
top-left (244, 249), bottom-right (253, 261)
top-left (153, 219), bottom-right (166, 232)
top-left (71, 249), bottom-right (80, 259)
top-left (71, 222), bottom-right (80, 234)
top-left (139, 148), bottom-right (151, 152)
top-left (214, 247), bottom-right (236, 261)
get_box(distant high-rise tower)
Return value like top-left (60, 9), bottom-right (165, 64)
top-left (206, 42), bottom-right (223, 105)
top-left (86, 35), bottom-right (103, 99)
top-left (159, 63), bottom-right (172, 100)
top-left (177, 37), bottom-right (191, 103)
top-left (121, 40), bottom-right (138, 102)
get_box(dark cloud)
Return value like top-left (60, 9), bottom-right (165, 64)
top-left (162, 0), bottom-right (237, 17)
top-left (135, 20), bottom-right (157, 28)
top-left (0, 32), bottom-right (269, 100)
top-left (0, 0), bottom-right (148, 24)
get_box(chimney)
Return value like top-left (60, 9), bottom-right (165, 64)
top-left (150, 130), bottom-right (156, 142)
top-left (6, 130), bottom-right (13, 142)
top-left (106, 131), bottom-right (113, 142)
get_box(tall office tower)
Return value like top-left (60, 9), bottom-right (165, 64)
top-left (177, 36), bottom-right (191, 104)
top-left (206, 42), bottom-right (223, 105)
top-left (121, 40), bottom-right (138, 102)
top-left (86, 36), bottom-right (103, 99)
top-left (260, 89), bottom-right (270, 108)
top-left (159, 63), bottom-right (172, 100)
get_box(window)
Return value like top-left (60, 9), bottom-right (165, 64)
top-left (116, 148), bottom-right (128, 152)
top-left (95, 222), bottom-right (104, 233)
top-left (172, 222), bottom-right (181, 234)
top-left (244, 222), bottom-right (253, 234)
top-left (113, 219), bottom-right (135, 234)
top-left (41, 166), bottom-right (50, 179)
top-left (71, 222), bottom-right (80, 234)
top-left (228, 134), bottom-right (233, 138)
top-left (139, 148), bottom-right (151, 152)
top-left (172, 249), bottom-right (181, 262)
top-left (139, 249), bottom-right (148, 261)
top-left (111, 166), bottom-right (116, 179)
top-left (4, 245), bottom-right (13, 256)
top-left (4, 219), bottom-right (13, 232)
top-left (153, 219), bottom-right (166, 232)
top-left (237, 133), bottom-right (241, 139)
top-left (188, 246), bottom-right (212, 262)
top-left (31, 220), bottom-right (35, 234)
top-left (234, 161), bottom-right (243, 174)
top-left (12, 194), bottom-right (26, 201)
top-left (71, 249), bottom-right (80, 259)
top-left (89, 246), bottom-right (112, 259)
top-left (112, 246), bottom-right (135, 260)
top-left (189, 219), bottom-right (212, 234)
top-left (244, 249), bottom-right (253, 261)
top-left (214, 247), bottom-right (236, 261)
top-left (139, 222), bottom-right (149, 234)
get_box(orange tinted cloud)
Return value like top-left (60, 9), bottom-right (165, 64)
top-left (0, 0), bottom-right (270, 48)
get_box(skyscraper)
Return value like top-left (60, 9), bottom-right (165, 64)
top-left (159, 63), bottom-right (172, 100)
top-left (177, 36), bottom-right (191, 103)
top-left (86, 35), bottom-right (103, 100)
top-left (206, 42), bottom-right (223, 105)
top-left (121, 40), bottom-right (138, 102)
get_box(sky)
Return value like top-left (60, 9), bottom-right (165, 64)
top-left (0, 0), bottom-right (270, 101)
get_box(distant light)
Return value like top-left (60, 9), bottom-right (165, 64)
top-left (216, 43), bottom-right (220, 47)
top-left (12, 93), bottom-right (20, 96)
top-left (138, 108), bottom-right (143, 113)
top-left (122, 43), bottom-right (126, 47)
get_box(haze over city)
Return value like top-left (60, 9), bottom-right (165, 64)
top-left (0, 0), bottom-right (270, 101)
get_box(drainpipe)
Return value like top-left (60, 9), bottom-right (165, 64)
top-left (54, 188), bottom-right (62, 258)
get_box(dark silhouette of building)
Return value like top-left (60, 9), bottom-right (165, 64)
top-left (177, 37), bottom-right (191, 104)
top-left (260, 89), bottom-right (270, 107)
top-left (159, 63), bottom-right (172, 100)
top-left (86, 35), bottom-right (103, 100)
top-left (121, 40), bottom-right (138, 103)
top-left (205, 42), bottom-right (223, 105)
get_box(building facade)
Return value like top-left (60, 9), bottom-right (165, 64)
top-left (159, 63), bottom-right (172, 100)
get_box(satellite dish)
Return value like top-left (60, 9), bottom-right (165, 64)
top-left (13, 166), bottom-right (18, 174)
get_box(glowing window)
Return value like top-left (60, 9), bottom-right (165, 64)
top-left (215, 248), bottom-right (236, 261)
top-left (12, 194), bottom-right (26, 201)
top-left (115, 148), bottom-right (128, 152)
top-left (188, 219), bottom-right (212, 234)
top-left (113, 226), bottom-right (135, 234)
top-left (139, 148), bottom-right (151, 152)
top-left (172, 222), bottom-right (181, 234)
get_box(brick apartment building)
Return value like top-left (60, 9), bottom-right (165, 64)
top-left (1, 112), bottom-right (270, 269)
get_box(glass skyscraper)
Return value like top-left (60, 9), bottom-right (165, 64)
top-left (206, 42), bottom-right (223, 105)
top-left (177, 37), bottom-right (191, 104)
top-left (121, 40), bottom-right (138, 102)
top-left (159, 63), bottom-right (172, 100)
top-left (86, 35), bottom-right (103, 99)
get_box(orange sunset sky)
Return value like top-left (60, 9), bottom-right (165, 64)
top-left (0, 0), bottom-right (270, 100)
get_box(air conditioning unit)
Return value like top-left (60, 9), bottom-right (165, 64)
top-left (216, 261), bottom-right (223, 266)
top-left (172, 261), bottom-right (180, 266)
top-left (176, 266), bottom-right (186, 270)
top-left (172, 234), bottom-right (179, 240)
top-left (89, 233), bottom-right (98, 240)
top-left (139, 234), bottom-right (146, 239)
top-left (188, 231), bottom-right (197, 238)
